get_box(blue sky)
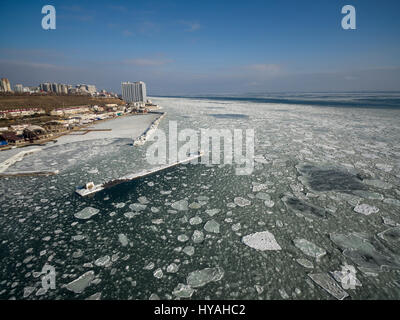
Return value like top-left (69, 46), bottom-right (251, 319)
top-left (1, 0), bottom-right (400, 94)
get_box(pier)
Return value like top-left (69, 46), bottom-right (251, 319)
top-left (76, 151), bottom-right (203, 197)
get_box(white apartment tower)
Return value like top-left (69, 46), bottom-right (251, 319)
top-left (121, 81), bottom-right (147, 103)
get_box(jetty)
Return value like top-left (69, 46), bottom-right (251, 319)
top-left (133, 112), bottom-right (166, 146)
top-left (75, 151), bottom-right (203, 197)
top-left (0, 170), bottom-right (59, 177)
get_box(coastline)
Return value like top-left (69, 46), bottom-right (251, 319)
top-left (0, 111), bottom-right (166, 175)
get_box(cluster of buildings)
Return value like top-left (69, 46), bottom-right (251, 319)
top-left (0, 108), bottom-right (45, 119)
top-left (0, 79), bottom-right (159, 149)
top-left (0, 77), bottom-right (119, 97)
top-left (38, 83), bottom-right (99, 95)
top-left (0, 104), bottom-right (127, 148)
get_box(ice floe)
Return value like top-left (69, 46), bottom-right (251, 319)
top-left (183, 246), bottom-right (195, 256)
top-left (189, 216), bottom-right (202, 225)
top-left (242, 231), bottom-right (282, 251)
top-left (74, 207), bottom-right (100, 220)
top-left (95, 255), bottom-right (110, 267)
top-left (118, 234), bottom-right (128, 246)
top-left (167, 263), bottom-right (179, 273)
top-left (204, 220), bottom-right (220, 233)
top-left (192, 230), bottom-right (205, 243)
top-left (293, 238), bottom-right (326, 259)
top-left (296, 163), bottom-right (365, 192)
top-left (172, 283), bottom-right (195, 298)
top-left (282, 196), bottom-right (327, 220)
top-left (353, 204), bottom-right (379, 215)
top-left (186, 267), bottom-right (224, 288)
top-left (129, 203), bottom-right (147, 211)
top-left (330, 232), bottom-right (400, 272)
top-left (308, 273), bottom-right (349, 300)
top-left (171, 200), bottom-right (189, 211)
top-left (330, 264), bottom-right (362, 290)
top-left (234, 197), bottom-right (251, 207)
top-left (66, 271), bottom-right (95, 294)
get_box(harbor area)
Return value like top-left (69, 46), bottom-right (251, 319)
top-left (0, 112), bottom-right (164, 176)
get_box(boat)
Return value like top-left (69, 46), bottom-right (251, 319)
top-left (75, 181), bottom-right (104, 197)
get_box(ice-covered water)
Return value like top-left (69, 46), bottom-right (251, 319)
top-left (0, 96), bottom-right (400, 300)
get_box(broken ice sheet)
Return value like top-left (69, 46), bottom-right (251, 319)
top-left (129, 203), bottom-right (147, 211)
top-left (234, 197), bottom-right (251, 207)
top-left (242, 231), bottom-right (282, 251)
top-left (183, 246), bottom-right (195, 256)
top-left (353, 204), bottom-right (379, 216)
top-left (167, 263), bottom-right (179, 273)
top-left (330, 265), bottom-right (362, 290)
top-left (192, 230), bottom-right (205, 243)
top-left (118, 234), bottom-right (128, 247)
top-left (363, 179), bottom-right (392, 190)
top-left (124, 211), bottom-right (140, 219)
top-left (293, 238), bottom-right (326, 259)
top-left (74, 207), bottom-right (99, 220)
top-left (172, 283), bottom-right (195, 298)
top-left (205, 209), bottom-right (220, 217)
top-left (186, 267), bottom-right (224, 288)
top-left (378, 227), bottom-right (400, 251)
top-left (66, 271), bottom-right (95, 294)
top-left (95, 255), bottom-right (110, 267)
top-left (189, 216), bottom-right (202, 225)
top-left (204, 220), bottom-right (220, 233)
top-left (171, 199), bottom-right (189, 211)
top-left (296, 163), bottom-right (365, 192)
top-left (282, 196), bottom-right (327, 220)
top-left (329, 233), bottom-right (400, 272)
top-left (296, 258), bottom-right (314, 269)
top-left (308, 273), bottom-right (349, 300)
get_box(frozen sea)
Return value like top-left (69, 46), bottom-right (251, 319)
top-left (1, 93), bottom-right (400, 300)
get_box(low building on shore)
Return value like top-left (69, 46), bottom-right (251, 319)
top-left (0, 132), bottom-right (25, 145)
top-left (43, 121), bottom-right (68, 133)
top-left (0, 108), bottom-right (45, 119)
top-left (23, 125), bottom-right (51, 142)
top-left (10, 124), bottom-right (29, 135)
top-left (50, 106), bottom-right (90, 116)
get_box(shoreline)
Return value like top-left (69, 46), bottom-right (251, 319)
top-left (0, 111), bottom-right (141, 152)
top-left (0, 111), bottom-right (166, 176)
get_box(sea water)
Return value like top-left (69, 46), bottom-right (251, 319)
top-left (1, 93), bottom-right (400, 300)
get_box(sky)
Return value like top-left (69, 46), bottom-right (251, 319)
top-left (0, 0), bottom-right (400, 95)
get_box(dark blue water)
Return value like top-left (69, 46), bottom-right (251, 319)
top-left (155, 92), bottom-right (400, 109)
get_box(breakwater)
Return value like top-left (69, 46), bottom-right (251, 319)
top-left (133, 112), bottom-right (166, 146)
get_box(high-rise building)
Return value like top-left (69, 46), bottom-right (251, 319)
top-left (0, 78), bottom-right (12, 92)
top-left (121, 81), bottom-right (147, 103)
top-left (14, 84), bottom-right (23, 93)
top-left (86, 85), bottom-right (96, 94)
top-left (60, 84), bottom-right (68, 94)
top-left (51, 83), bottom-right (58, 93)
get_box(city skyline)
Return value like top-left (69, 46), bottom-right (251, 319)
top-left (1, 0), bottom-right (400, 95)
